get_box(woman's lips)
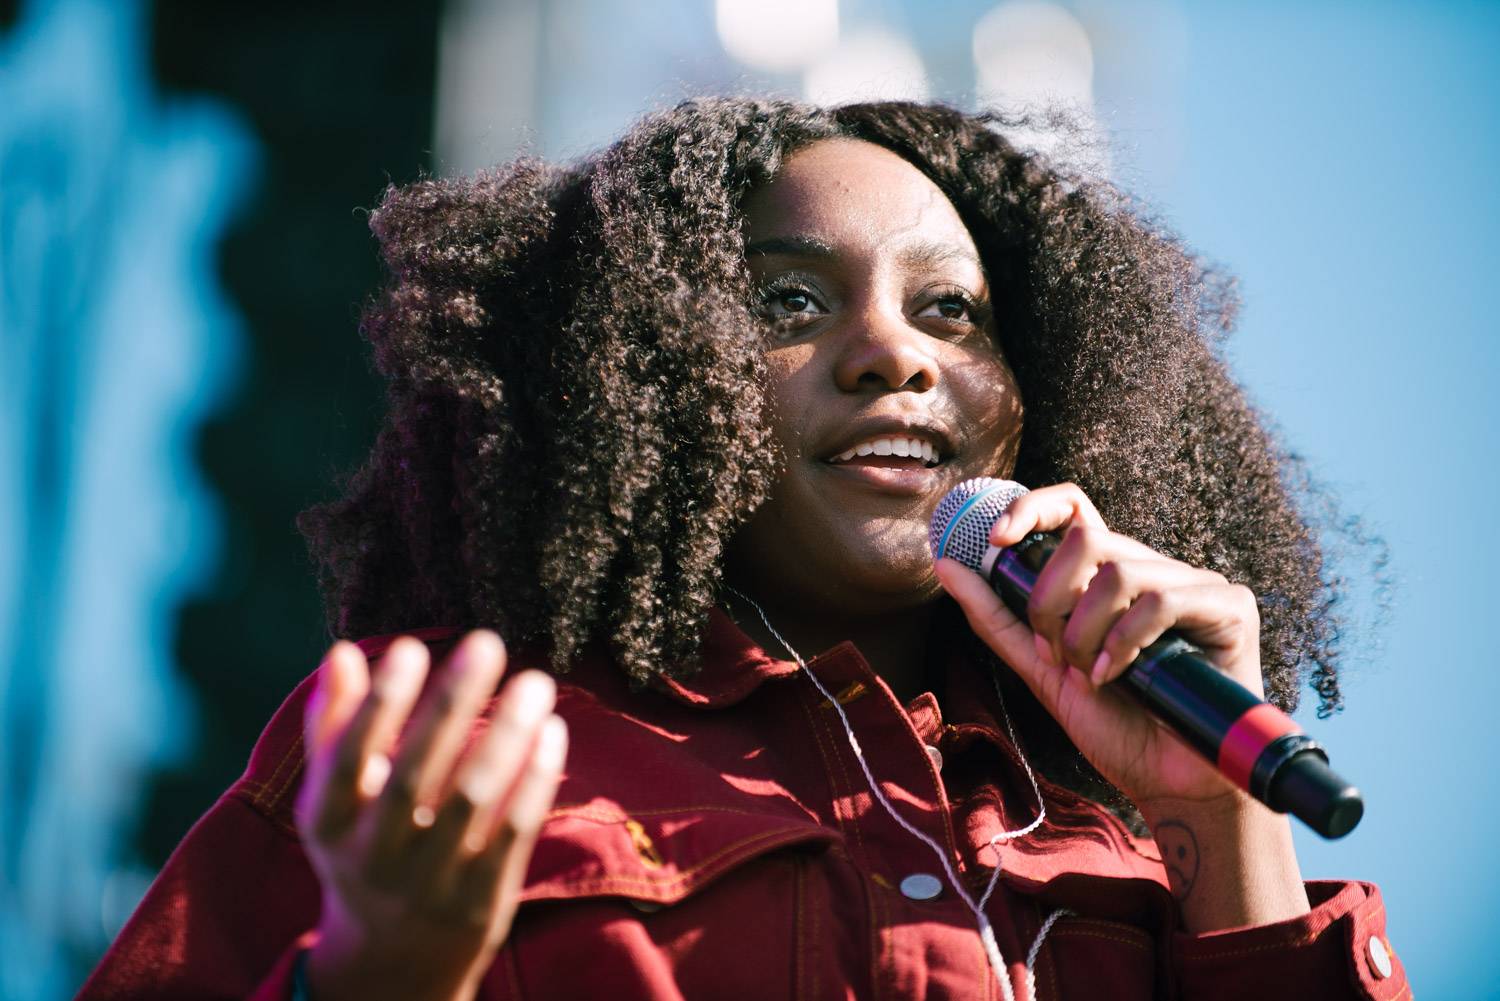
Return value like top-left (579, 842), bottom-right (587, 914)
top-left (836, 455), bottom-right (928, 470)
top-left (820, 455), bottom-right (940, 495)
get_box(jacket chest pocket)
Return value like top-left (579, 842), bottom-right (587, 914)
top-left (1031, 916), bottom-right (1158, 1000)
top-left (490, 802), bottom-right (841, 1001)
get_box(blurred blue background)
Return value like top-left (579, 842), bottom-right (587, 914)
top-left (1, 0), bottom-right (1493, 995)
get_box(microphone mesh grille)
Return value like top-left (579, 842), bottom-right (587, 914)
top-left (928, 478), bottom-right (1029, 571)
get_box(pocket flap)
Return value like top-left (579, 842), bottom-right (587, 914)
top-left (520, 797), bottom-right (837, 906)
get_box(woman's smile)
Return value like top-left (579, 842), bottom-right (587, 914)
top-left (726, 137), bottom-right (1023, 614)
top-left (815, 415), bottom-right (953, 496)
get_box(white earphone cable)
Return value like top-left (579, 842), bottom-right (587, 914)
top-left (725, 589), bottom-right (1071, 1001)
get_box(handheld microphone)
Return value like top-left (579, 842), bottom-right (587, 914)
top-left (929, 478), bottom-right (1363, 839)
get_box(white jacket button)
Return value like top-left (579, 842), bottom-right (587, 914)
top-left (899, 873), bottom-right (943, 900)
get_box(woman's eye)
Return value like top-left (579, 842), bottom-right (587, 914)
top-left (933, 296), bottom-right (969, 320)
top-left (917, 289), bottom-right (987, 327)
top-left (775, 291), bottom-right (814, 313)
top-left (757, 282), bottom-right (827, 326)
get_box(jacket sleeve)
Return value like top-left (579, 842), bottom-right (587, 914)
top-left (1172, 879), bottom-right (1408, 1000)
top-left (76, 661), bottom-right (328, 1001)
top-left (74, 788), bottom-right (322, 1000)
top-left (76, 633), bottom-right (465, 1000)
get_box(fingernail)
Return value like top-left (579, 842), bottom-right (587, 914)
top-left (533, 715), bottom-right (568, 771)
top-left (452, 630), bottom-right (502, 674)
top-left (374, 642), bottom-right (422, 696)
top-left (509, 672), bottom-right (556, 724)
top-left (358, 752), bottom-right (391, 798)
top-left (1091, 651), bottom-right (1111, 685)
top-left (990, 513), bottom-right (1011, 543)
top-left (1033, 633), bottom-right (1053, 666)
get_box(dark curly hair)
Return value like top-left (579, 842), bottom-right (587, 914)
top-left (298, 98), bottom-right (1345, 743)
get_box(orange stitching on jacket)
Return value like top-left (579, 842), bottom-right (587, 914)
top-left (522, 827), bottom-right (827, 896)
top-left (793, 854), bottom-right (807, 1001)
top-left (1038, 897), bottom-right (1058, 999)
top-left (546, 803), bottom-right (819, 824)
top-left (797, 678), bottom-right (869, 860)
top-left (868, 853), bottom-right (892, 1001)
top-left (1049, 926), bottom-right (1154, 952)
top-left (805, 855), bottom-right (821, 1001)
top-left (819, 684), bottom-right (874, 860)
top-left (1179, 935), bottom-right (1323, 961)
top-left (1182, 894), bottom-right (1386, 962)
top-left (257, 732), bottom-right (304, 811)
top-left (267, 734), bottom-right (306, 811)
top-left (226, 787), bottom-right (301, 839)
top-left (254, 733), bottom-right (301, 809)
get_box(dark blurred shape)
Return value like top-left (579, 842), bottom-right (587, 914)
top-left (142, 5), bottom-right (441, 868)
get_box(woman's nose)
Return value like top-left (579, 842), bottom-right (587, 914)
top-left (832, 306), bottom-right (939, 393)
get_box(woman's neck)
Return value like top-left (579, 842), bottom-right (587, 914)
top-left (723, 587), bottom-right (937, 704)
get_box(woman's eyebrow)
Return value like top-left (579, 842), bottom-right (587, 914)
top-left (744, 235), bottom-right (836, 258)
top-left (744, 234), bottom-right (980, 272)
top-left (896, 240), bottom-right (983, 272)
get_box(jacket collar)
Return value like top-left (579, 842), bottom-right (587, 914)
top-left (649, 605), bottom-right (808, 708)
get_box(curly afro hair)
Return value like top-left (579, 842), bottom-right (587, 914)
top-left (299, 98), bottom-right (1345, 738)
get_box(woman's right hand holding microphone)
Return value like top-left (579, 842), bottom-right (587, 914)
top-left (294, 631), bottom-right (567, 1001)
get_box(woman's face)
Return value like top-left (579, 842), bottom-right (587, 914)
top-left (728, 138), bottom-right (1023, 615)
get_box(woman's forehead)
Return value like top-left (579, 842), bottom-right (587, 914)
top-left (742, 139), bottom-right (976, 260)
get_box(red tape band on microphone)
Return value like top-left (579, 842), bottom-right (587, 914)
top-left (1217, 703), bottom-right (1301, 791)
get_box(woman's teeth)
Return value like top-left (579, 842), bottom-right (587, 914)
top-left (828, 436), bottom-right (940, 467)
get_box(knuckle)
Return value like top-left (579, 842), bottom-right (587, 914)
top-left (382, 769), bottom-right (421, 805)
top-left (1136, 588), bottom-right (1167, 618)
top-left (1059, 629), bottom-right (1089, 666)
top-left (1092, 560), bottom-right (1123, 593)
top-left (427, 684), bottom-right (459, 716)
top-left (358, 856), bottom-right (397, 891)
top-left (1057, 481), bottom-right (1094, 510)
top-left (444, 787), bottom-right (480, 822)
top-left (1234, 585), bottom-right (1261, 624)
top-left (1056, 522), bottom-right (1088, 551)
top-left (311, 813), bottom-right (347, 846)
top-left (509, 810), bottom-right (544, 841)
top-left (329, 749), bottom-right (363, 788)
top-left (491, 816), bottom-right (522, 849)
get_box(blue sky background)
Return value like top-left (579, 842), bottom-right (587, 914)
top-left (1151, 4), bottom-right (1499, 994)
top-left (1, 0), bottom-right (1494, 996)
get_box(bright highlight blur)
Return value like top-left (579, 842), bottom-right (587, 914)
top-left (716, 0), bottom-right (839, 73)
top-left (803, 28), bottom-right (928, 105)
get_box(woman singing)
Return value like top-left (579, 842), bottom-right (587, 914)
top-left (81, 98), bottom-right (1404, 1000)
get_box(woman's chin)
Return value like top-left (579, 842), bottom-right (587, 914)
top-left (813, 550), bottom-right (944, 612)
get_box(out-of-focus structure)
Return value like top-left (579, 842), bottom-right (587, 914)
top-left (2, 0), bottom-right (1495, 996)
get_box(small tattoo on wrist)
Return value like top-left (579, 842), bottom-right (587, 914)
top-left (1154, 820), bottom-right (1200, 901)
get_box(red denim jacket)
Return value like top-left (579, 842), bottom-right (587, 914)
top-left (79, 611), bottom-right (1408, 1000)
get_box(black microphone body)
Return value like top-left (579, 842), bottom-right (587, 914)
top-left (932, 479), bottom-right (1363, 839)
